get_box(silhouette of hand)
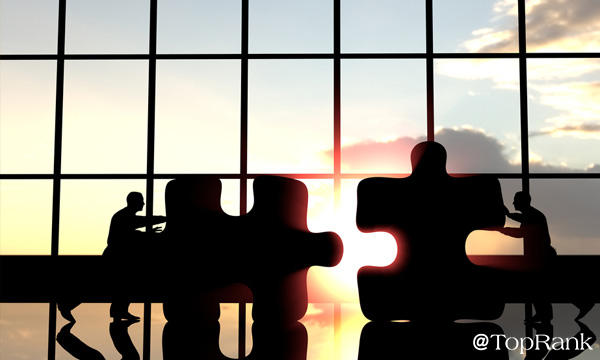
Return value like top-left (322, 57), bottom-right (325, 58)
top-left (152, 226), bottom-right (163, 233)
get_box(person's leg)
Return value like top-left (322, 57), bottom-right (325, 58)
top-left (57, 302), bottom-right (81, 322)
top-left (110, 302), bottom-right (139, 321)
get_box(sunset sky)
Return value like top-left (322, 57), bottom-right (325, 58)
top-left (1, 0), bottom-right (599, 359)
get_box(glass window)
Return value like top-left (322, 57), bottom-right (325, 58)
top-left (221, 179), bottom-right (242, 216)
top-left (62, 60), bottom-right (148, 174)
top-left (59, 180), bottom-right (146, 255)
top-left (435, 58), bottom-right (521, 173)
top-left (301, 303), bottom-right (335, 359)
top-left (434, 0), bottom-right (518, 53)
top-left (0, 61), bottom-right (56, 174)
top-left (0, 180), bottom-right (53, 255)
top-left (341, 59), bottom-right (427, 174)
top-left (528, 58), bottom-right (600, 172)
top-left (466, 179), bottom-right (524, 255)
top-left (248, 60), bottom-right (333, 173)
top-left (65, 0), bottom-right (150, 54)
top-left (530, 179), bottom-right (600, 255)
top-left (157, 0), bottom-right (241, 54)
top-left (0, 0), bottom-right (58, 54)
top-left (155, 60), bottom-right (240, 174)
top-left (249, 0), bottom-right (333, 53)
top-left (526, 0), bottom-right (600, 52)
top-left (342, 0), bottom-right (425, 53)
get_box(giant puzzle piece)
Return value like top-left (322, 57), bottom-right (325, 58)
top-left (160, 175), bottom-right (343, 324)
top-left (356, 141), bottom-right (507, 321)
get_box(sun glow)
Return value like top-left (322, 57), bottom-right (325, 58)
top-left (304, 180), bottom-right (397, 303)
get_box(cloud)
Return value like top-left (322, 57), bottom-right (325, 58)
top-left (530, 121), bottom-right (600, 140)
top-left (464, 0), bottom-right (600, 53)
top-left (332, 127), bottom-right (600, 173)
top-left (439, 0), bottom-right (600, 142)
top-left (332, 128), bottom-right (514, 173)
top-left (326, 137), bottom-right (418, 173)
top-left (331, 128), bottom-right (600, 253)
top-left (435, 58), bottom-right (520, 90)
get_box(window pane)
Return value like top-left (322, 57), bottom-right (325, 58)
top-left (65, 0), bottom-right (149, 54)
top-left (466, 179), bottom-right (524, 255)
top-left (152, 179), bottom-right (170, 221)
top-left (435, 59), bottom-right (521, 173)
top-left (221, 179), bottom-right (241, 216)
top-left (530, 179), bottom-right (600, 255)
top-left (434, 0), bottom-right (518, 53)
top-left (342, 0), bottom-right (425, 53)
top-left (300, 179), bottom-right (334, 233)
top-left (155, 61), bottom-right (240, 174)
top-left (0, 61), bottom-right (55, 174)
top-left (0, 180), bottom-right (52, 255)
top-left (157, 0), bottom-right (241, 54)
top-left (249, 0), bottom-right (333, 53)
top-left (0, 304), bottom-right (49, 358)
top-left (526, 0), bottom-right (600, 52)
top-left (341, 60), bottom-right (426, 174)
top-left (528, 59), bottom-right (600, 173)
top-left (0, 0), bottom-right (58, 54)
top-left (59, 180), bottom-right (146, 255)
top-left (308, 179), bottom-right (396, 302)
top-left (62, 61), bottom-right (148, 173)
top-left (248, 60), bottom-right (333, 173)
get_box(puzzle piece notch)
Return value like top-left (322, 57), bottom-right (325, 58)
top-left (356, 141), bottom-right (507, 321)
top-left (161, 175), bottom-right (343, 324)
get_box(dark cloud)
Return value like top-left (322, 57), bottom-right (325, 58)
top-left (436, 128), bottom-right (514, 173)
top-left (330, 127), bottom-right (600, 253)
top-left (529, 122), bottom-right (600, 137)
top-left (332, 128), bottom-right (514, 174)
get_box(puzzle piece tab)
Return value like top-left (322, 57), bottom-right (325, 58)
top-left (356, 141), bottom-right (507, 321)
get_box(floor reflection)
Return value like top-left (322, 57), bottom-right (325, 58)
top-left (0, 303), bottom-right (598, 359)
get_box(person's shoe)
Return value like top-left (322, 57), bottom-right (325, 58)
top-left (574, 303), bottom-right (594, 321)
top-left (112, 312), bottom-right (140, 321)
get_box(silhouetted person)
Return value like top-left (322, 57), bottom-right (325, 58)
top-left (501, 192), bottom-right (556, 265)
top-left (498, 192), bottom-right (594, 322)
top-left (498, 191), bottom-right (556, 323)
top-left (103, 192), bottom-right (166, 321)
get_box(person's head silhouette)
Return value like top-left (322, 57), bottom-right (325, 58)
top-left (126, 192), bottom-right (145, 212)
top-left (513, 191), bottom-right (531, 212)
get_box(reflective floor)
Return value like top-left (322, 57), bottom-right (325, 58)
top-left (0, 303), bottom-right (598, 359)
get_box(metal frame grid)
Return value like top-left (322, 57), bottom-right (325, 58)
top-left (1, 1), bottom-right (599, 359)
